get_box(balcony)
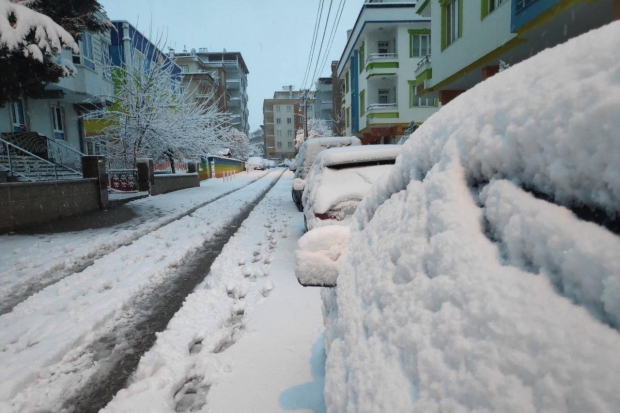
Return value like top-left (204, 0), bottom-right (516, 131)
top-left (231, 115), bottom-right (242, 125)
top-left (226, 79), bottom-right (240, 90)
top-left (365, 53), bottom-right (399, 78)
top-left (413, 55), bottom-right (432, 95)
top-left (229, 98), bottom-right (241, 108)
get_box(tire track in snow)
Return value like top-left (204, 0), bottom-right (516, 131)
top-left (0, 172), bottom-right (271, 316)
top-left (0, 171), bottom-right (283, 413)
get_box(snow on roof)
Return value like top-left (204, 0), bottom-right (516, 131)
top-left (323, 22), bottom-right (620, 412)
top-left (315, 144), bottom-right (401, 168)
top-left (294, 136), bottom-right (361, 180)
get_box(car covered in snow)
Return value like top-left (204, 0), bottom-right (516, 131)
top-left (296, 23), bottom-right (620, 412)
top-left (246, 157), bottom-right (265, 171)
top-left (291, 136), bottom-right (361, 211)
top-left (301, 145), bottom-right (400, 231)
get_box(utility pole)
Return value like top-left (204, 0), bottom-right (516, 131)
top-left (303, 90), bottom-right (309, 140)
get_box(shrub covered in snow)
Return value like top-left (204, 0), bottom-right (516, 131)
top-left (322, 22), bottom-right (620, 413)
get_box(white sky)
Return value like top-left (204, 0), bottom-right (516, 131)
top-left (99, 0), bottom-right (365, 133)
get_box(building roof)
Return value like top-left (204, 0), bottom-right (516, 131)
top-left (196, 51), bottom-right (249, 75)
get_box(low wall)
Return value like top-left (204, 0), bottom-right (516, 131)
top-left (0, 179), bottom-right (100, 233)
top-left (200, 156), bottom-right (245, 180)
top-left (152, 173), bottom-right (199, 195)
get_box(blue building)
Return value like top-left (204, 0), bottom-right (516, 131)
top-left (109, 21), bottom-right (182, 79)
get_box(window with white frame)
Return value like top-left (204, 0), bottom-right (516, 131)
top-left (51, 106), bottom-right (65, 140)
top-left (180, 65), bottom-right (189, 74)
top-left (308, 105), bottom-right (313, 112)
top-left (78, 32), bottom-right (95, 70)
top-left (378, 89), bottom-right (390, 104)
top-left (275, 105), bottom-right (281, 112)
top-left (10, 98), bottom-right (26, 132)
top-left (276, 130), bottom-right (282, 136)
top-left (276, 118), bottom-right (281, 124)
top-left (287, 118), bottom-right (292, 124)
top-left (490, 0), bottom-right (509, 13)
top-left (277, 142), bottom-right (282, 148)
top-left (445, 0), bottom-right (460, 48)
top-left (288, 141), bottom-right (293, 148)
top-left (286, 105), bottom-right (292, 112)
top-left (378, 41), bottom-right (390, 55)
top-left (287, 130), bottom-right (292, 136)
top-left (411, 35), bottom-right (431, 57)
top-left (101, 42), bottom-right (112, 80)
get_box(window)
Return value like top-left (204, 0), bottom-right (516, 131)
top-left (101, 42), bottom-right (112, 80)
top-left (73, 31), bottom-right (95, 70)
top-left (288, 142), bottom-right (293, 148)
top-left (308, 105), bottom-right (313, 112)
top-left (483, 0), bottom-right (509, 18)
top-left (378, 41), bottom-right (389, 55)
top-left (443, 0), bottom-right (462, 49)
top-left (10, 98), bottom-right (26, 132)
top-left (287, 118), bottom-right (292, 124)
top-left (346, 107), bottom-right (350, 128)
top-left (181, 65), bottom-right (189, 73)
top-left (515, 0), bottom-right (536, 13)
top-left (276, 130), bottom-right (282, 136)
top-left (359, 90), bottom-right (366, 117)
top-left (277, 142), bottom-right (282, 148)
top-left (286, 105), bottom-right (292, 112)
top-left (275, 105), bottom-right (281, 112)
top-left (276, 118), bottom-right (281, 124)
top-left (51, 106), bottom-right (65, 140)
top-left (411, 35), bottom-right (431, 57)
top-left (287, 130), bottom-right (292, 136)
top-left (378, 89), bottom-right (390, 104)
top-left (359, 42), bottom-right (365, 72)
top-left (345, 71), bottom-right (350, 93)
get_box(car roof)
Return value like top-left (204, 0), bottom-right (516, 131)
top-left (315, 145), bottom-right (401, 168)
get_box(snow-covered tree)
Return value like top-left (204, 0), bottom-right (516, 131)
top-left (0, 0), bottom-right (106, 107)
top-left (90, 42), bottom-right (233, 168)
top-left (295, 118), bottom-right (331, 149)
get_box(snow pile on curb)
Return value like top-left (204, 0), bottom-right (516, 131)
top-left (324, 22), bottom-right (620, 413)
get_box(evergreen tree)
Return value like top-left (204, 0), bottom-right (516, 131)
top-left (0, 0), bottom-right (106, 107)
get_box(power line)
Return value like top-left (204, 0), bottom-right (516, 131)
top-left (301, 0), bottom-right (325, 91)
top-left (316, 0), bottom-right (347, 87)
top-left (308, 0), bottom-right (335, 92)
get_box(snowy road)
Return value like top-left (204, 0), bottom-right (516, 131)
top-left (0, 170), bottom-right (267, 314)
top-left (0, 169), bottom-right (328, 413)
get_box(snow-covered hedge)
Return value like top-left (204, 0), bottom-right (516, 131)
top-left (323, 22), bottom-right (620, 413)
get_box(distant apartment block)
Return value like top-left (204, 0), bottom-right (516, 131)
top-left (314, 77), bottom-right (334, 131)
top-left (195, 50), bottom-right (250, 136)
top-left (263, 89), bottom-right (316, 160)
top-left (338, 0), bottom-right (439, 144)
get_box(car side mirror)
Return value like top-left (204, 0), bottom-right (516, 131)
top-left (293, 178), bottom-right (306, 191)
top-left (295, 226), bottom-right (350, 287)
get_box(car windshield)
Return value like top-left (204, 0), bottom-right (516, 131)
top-left (1, 1), bottom-right (618, 412)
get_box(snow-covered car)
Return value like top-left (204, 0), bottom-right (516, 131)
top-left (302, 145), bottom-right (401, 231)
top-left (246, 157), bottom-right (265, 171)
top-left (292, 136), bottom-right (361, 211)
top-left (297, 23), bottom-right (620, 411)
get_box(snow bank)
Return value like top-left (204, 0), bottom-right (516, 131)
top-left (323, 22), bottom-right (620, 413)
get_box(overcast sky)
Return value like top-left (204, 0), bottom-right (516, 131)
top-left (99, 0), bottom-right (365, 133)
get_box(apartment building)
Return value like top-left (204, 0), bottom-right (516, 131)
top-left (196, 51), bottom-right (250, 136)
top-left (0, 14), bottom-right (114, 157)
top-left (315, 78), bottom-right (334, 131)
top-left (415, 0), bottom-right (618, 104)
top-left (263, 89), bottom-right (316, 160)
top-left (338, 0), bottom-right (439, 144)
top-left (172, 50), bottom-right (228, 114)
